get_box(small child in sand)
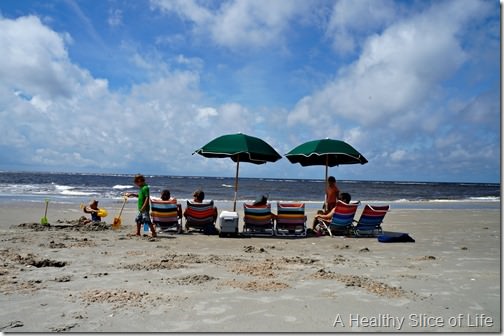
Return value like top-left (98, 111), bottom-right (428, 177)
top-left (83, 199), bottom-right (101, 222)
top-left (125, 174), bottom-right (156, 237)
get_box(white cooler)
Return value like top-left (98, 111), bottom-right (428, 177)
top-left (219, 211), bottom-right (239, 234)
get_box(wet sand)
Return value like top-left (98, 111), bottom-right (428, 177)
top-left (0, 201), bottom-right (500, 332)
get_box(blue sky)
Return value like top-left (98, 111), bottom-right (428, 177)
top-left (0, 0), bottom-right (500, 183)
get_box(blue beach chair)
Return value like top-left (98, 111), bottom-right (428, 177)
top-left (352, 204), bottom-right (389, 237)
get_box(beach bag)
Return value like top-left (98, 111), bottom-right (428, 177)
top-left (203, 223), bottom-right (219, 235)
top-left (377, 232), bottom-right (415, 243)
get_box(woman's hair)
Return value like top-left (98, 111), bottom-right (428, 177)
top-left (193, 189), bottom-right (205, 202)
top-left (161, 189), bottom-right (171, 201)
top-left (253, 194), bottom-right (268, 206)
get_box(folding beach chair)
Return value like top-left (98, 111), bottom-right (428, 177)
top-left (184, 200), bottom-right (218, 233)
top-left (314, 200), bottom-right (359, 237)
top-left (150, 198), bottom-right (182, 234)
top-left (243, 203), bottom-right (274, 236)
top-left (275, 202), bottom-right (307, 237)
top-left (352, 204), bottom-right (389, 237)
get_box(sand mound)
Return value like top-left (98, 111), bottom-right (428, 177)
top-left (230, 260), bottom-right (282, 277)
top-left (122, 258), bottom-right (187, 271)
top-left (312, 269), bottom-right (409, 298)
top-left (171, 274), bottom-right (217, 285)
top-left (18, 219), bottom-right (110, 231)
top-left (222, 279), bottom-right (290, 292)
top-left (78, 289), bottom-right (175, 311)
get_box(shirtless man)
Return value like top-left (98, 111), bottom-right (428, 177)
top-left (325, 176), bottom-right (340, 212)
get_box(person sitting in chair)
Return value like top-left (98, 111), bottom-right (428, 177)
top-left (184, 189), bottom-right (218, 222)
top-left (253, 194), bottom-right (268, 206)
top-left (160, 189), bottom-right (182, 219)
top-left (340, 192), bottom-right (351, 204)
top-left (183, 189), bottom-right (219, 235)
top-left (252, 194), bottom-right (276, 220)
top-left (312, 193), bottom-right (352, 230)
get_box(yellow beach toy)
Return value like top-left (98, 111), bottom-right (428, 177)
top-left (97, 208), bottom-right (108, 217)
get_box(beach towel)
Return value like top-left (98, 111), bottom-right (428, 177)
top-left (377, 232), bottom-right (415, 243)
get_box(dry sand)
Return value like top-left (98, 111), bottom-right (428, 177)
top-left (0, 201), bottom-right (500, 332)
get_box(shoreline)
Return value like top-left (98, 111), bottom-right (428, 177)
top-left (0, 200), bottom-right (500, 332)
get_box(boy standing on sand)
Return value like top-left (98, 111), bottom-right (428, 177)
top-left (125, 174), bottom-right (156, 237)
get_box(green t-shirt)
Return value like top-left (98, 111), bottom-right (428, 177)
top-left (137, 184), bottom-right (150, 212)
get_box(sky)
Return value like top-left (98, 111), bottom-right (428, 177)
top-left (0, 0), bottom-right (500, 183)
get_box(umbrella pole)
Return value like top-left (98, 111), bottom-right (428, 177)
top-left (233, 157), bottom-right (240, 212)
top-left (324, 155), bottom-right (329, 212)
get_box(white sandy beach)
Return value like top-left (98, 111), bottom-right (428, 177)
top-left (0, 201), bottom-right (500, 332)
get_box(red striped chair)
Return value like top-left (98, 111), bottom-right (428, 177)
top-left (184, 200), bottom-right (217, 233)
top-left (243, 203), bottom-right (274, 236)
top-left (150, 198), bottom-right (182, 234)
top-left (275, 202), bottom-right (307, 237)
top-left (352, 204), bottom-right (389, 237)
top-left (315, 200), bottom-right (359, 237)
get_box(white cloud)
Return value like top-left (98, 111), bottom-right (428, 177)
top-left (0, 14), bottom-right (268, 175)
top-left (326, 0), bottom-right (397, 54)
top-left (151, 0), bottom-right (213, 25)
top-left (288, 0), bottom-right (490, 130)
top-left (150, 0), bottom-right (310, 50)
top-left (108, 8), bottom-right (123, 27)
top-left (196, 107), bottom-right (218, 125)
top-left (390, 149), bottom-right (406, 162)
top-left (0, 16), bottom-right (72, 98)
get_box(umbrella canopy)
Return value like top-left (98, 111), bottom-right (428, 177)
top-left (285, 138), bottom-right (368, 167)
top-left (285, 138), bottom-right (368, 209)
top-left (194, 133), bottom-right (281, 211)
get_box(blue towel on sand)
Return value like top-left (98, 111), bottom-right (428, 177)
top-left (378, 232), bottom-right (415, 243)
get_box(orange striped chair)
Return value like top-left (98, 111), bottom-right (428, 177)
top-left (275, 202), bottom-right (307, 237)
top-left (184, 200), bottom-right (217, 233)
top-left (243, 203), bottom-right (274, 236)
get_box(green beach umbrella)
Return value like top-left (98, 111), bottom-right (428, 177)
top-left (194, 133), bottom-right (282, 211)
top-left (286, 138), bottom-right (368, 208)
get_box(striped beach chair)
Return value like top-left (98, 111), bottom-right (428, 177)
top-left (184, 200), bottom-right (217, 233)
top-left (275, 202), bottom-right (307, 237)
top-left (352, 204), bottom-right (389, 237)
top-left (150, 198), bottom-right (182, 234)
top-left (315, 200), bottom-right (359, 237)
top-left (243, 203), bottom-right (274, 236)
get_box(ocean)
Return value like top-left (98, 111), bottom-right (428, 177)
top-left (0, 171), bottom-right (500, 210)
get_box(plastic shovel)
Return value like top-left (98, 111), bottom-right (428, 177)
top-left (40, 199), bottom-right (49, 225)
top-left (112, 197), bottom-right (127, 230)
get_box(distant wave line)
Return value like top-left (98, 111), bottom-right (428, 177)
top-left (112, 185), bottom-right (133, 190)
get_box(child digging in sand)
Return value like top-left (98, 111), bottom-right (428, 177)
top-left (125, 174), bottom-right (156, 237)
top-left (83, 199), bottom-right (101, 222)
